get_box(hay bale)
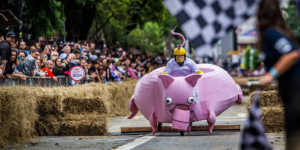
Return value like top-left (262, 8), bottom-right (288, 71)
top-left (36, 94), bottom-right (63, 116)
top-left (249, 84), bottom-right (278, 93)
top-left (63, 97), bottom-right (107, 114)
top-left (107, 82), bottom-right (135, 117)
top-left (60, 113), bottom-right (107, 136)
top-left (264, 125), bottom-right (284, 133)
top-left (36, 115), bottom-right (61, 136)
top-left (246, 91), bottom-right (283, 108)
top-left (261, 107), bottom-right (284, 126)
top-left (242, 89), bottom-right (250, 95)
top-left (245, 106), bottom-right (285, 133)
top-left (0, 87), bottom-right (38, 147)
top-left (245, 91), bottom-right (284, 133)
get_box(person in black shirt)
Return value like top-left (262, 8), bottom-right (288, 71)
top-left (257, 1), bottom-right (300, 149)
top-left (0, 32), bottom-right (17, 77)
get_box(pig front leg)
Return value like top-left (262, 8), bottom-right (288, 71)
top-left (188, 122), bottom-right (192, 134)
top-left (127, 97), bottom-right (139, 119)
top-left (150, 113), bottom-right (158, 135)
top-left (207, 110), bottom-right (216, 134)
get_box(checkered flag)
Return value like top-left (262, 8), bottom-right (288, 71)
top-left (163, 0), bottom-right (261, 57)
top-left (240, 91), bottom-right (272, 150)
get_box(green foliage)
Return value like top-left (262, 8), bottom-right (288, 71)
top-left (243, 45), bottom-right (261, 70)
top-left (4, 0), bottom-right (179, 46)
top-left (243, 45), bottom-right (251, 70)
top-left (128, 22), bottom-right (165, 56)
top-left (87, 0), bottom-right (178, 46)
top-left (283, 1), bottom-right (300, 43)
top-left (22, 0), bottom-right (63, 38)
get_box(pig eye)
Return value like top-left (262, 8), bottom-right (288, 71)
top-left (187, 97), bottom-right (194, 104)
top-left (166, 98), bottom-right (173, 105)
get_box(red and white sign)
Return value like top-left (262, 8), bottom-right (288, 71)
top-left (69, 66), bottom-right (85, 81)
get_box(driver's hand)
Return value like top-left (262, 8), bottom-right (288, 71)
top-left (196, 70), bottom-right (203, 75)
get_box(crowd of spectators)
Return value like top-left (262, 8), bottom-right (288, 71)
top-left (0, 34), bottom-right (168, 85)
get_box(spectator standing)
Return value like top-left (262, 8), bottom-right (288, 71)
top-left (103, 59), bottom-right (114, 82)
top-left (29, 46), bottom-right (35, 53)
top-left (53, 58), bottom-right (67, 76)
top-left (0, 31), bottom-right (17, 77)
top-left (18, 51), bottom-right (27, 63)
top-left (7, 50), bottom-right (26, 81)
top-left (19, 49), bottom-right (40, 76)
top-left (19, 41), bottom-right (29, 54)
top-left (41, 60), bottom-right (58, 82)
top-left (50, 51), bottom-right (59, 60)
top-left (0, 35), bottom-right (4, 42)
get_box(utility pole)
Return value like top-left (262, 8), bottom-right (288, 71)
top-left (233, 29), bottom-right (237, 51)
top-left (18, 0), bottom-right (23, 43)
top-left (62, 5), bottom-right (66, 43)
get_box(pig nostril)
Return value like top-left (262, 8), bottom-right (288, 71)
top-left (190, 111), bottom-right (193, 114)
top-left (170, 110), bottom-right (174, 113)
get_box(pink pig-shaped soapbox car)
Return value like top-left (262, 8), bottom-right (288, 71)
top-left (127, 64), bottom-right (243, 136)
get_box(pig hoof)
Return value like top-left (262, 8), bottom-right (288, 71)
top-left (209, 126), bottom-right (213, 134)
top-left (180, 131), bottom-right (184, 136)
top-left (152, 129), bottom-right (157, 135)
top-left (235, 97), bottom-right (242, 104)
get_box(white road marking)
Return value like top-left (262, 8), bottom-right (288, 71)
top-left (237, 113), bottom-right (247, 118)
top-left (115, 135), bottom-right (156, 150)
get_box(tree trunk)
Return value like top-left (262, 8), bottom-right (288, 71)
top-left (165, 34), bottom-right (172, 58)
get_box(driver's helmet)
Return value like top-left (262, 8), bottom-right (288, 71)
top-left (173, 44), bottom-right (186, 63)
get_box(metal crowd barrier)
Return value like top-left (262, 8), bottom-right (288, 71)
top-left (0, 76), bottom-right (69, 87)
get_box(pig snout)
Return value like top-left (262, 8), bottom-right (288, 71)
top-left (169, 105), bottom-right (193, 114)
top-left (171, 106), bottom-right (190, 131)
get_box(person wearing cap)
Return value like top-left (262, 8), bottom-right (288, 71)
top-left (0, 31), bottom-right (17, 77)
top-left (162, 44), bottom-right (204, 77)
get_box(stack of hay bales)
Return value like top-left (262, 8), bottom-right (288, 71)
top-left (60, 97), bottom-right (108, 136)
top-left (35, 93), bottom-right (109, 136)
top-left (35, 79), bottom-right (137, 136)
top-left (0, 78), bottom-right (137, 147)
top-left (249, 84), bottom-right (278, 93)
top-left (36, 95), bottom-right (63, 136)
top-left (246, 91), bottom-right (284, 132)
top-left (0, 87), bottom-right (38, 147)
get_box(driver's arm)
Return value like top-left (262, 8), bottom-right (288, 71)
top-left (162, 61), bottom-right (173, 74)
top-left (190, 61), bottom-right (203, 75)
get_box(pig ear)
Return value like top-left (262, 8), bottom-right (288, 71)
top-left (158, 74), bottom-right (174, 88)
top-left (185, 74), bottom-right (201, 87)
